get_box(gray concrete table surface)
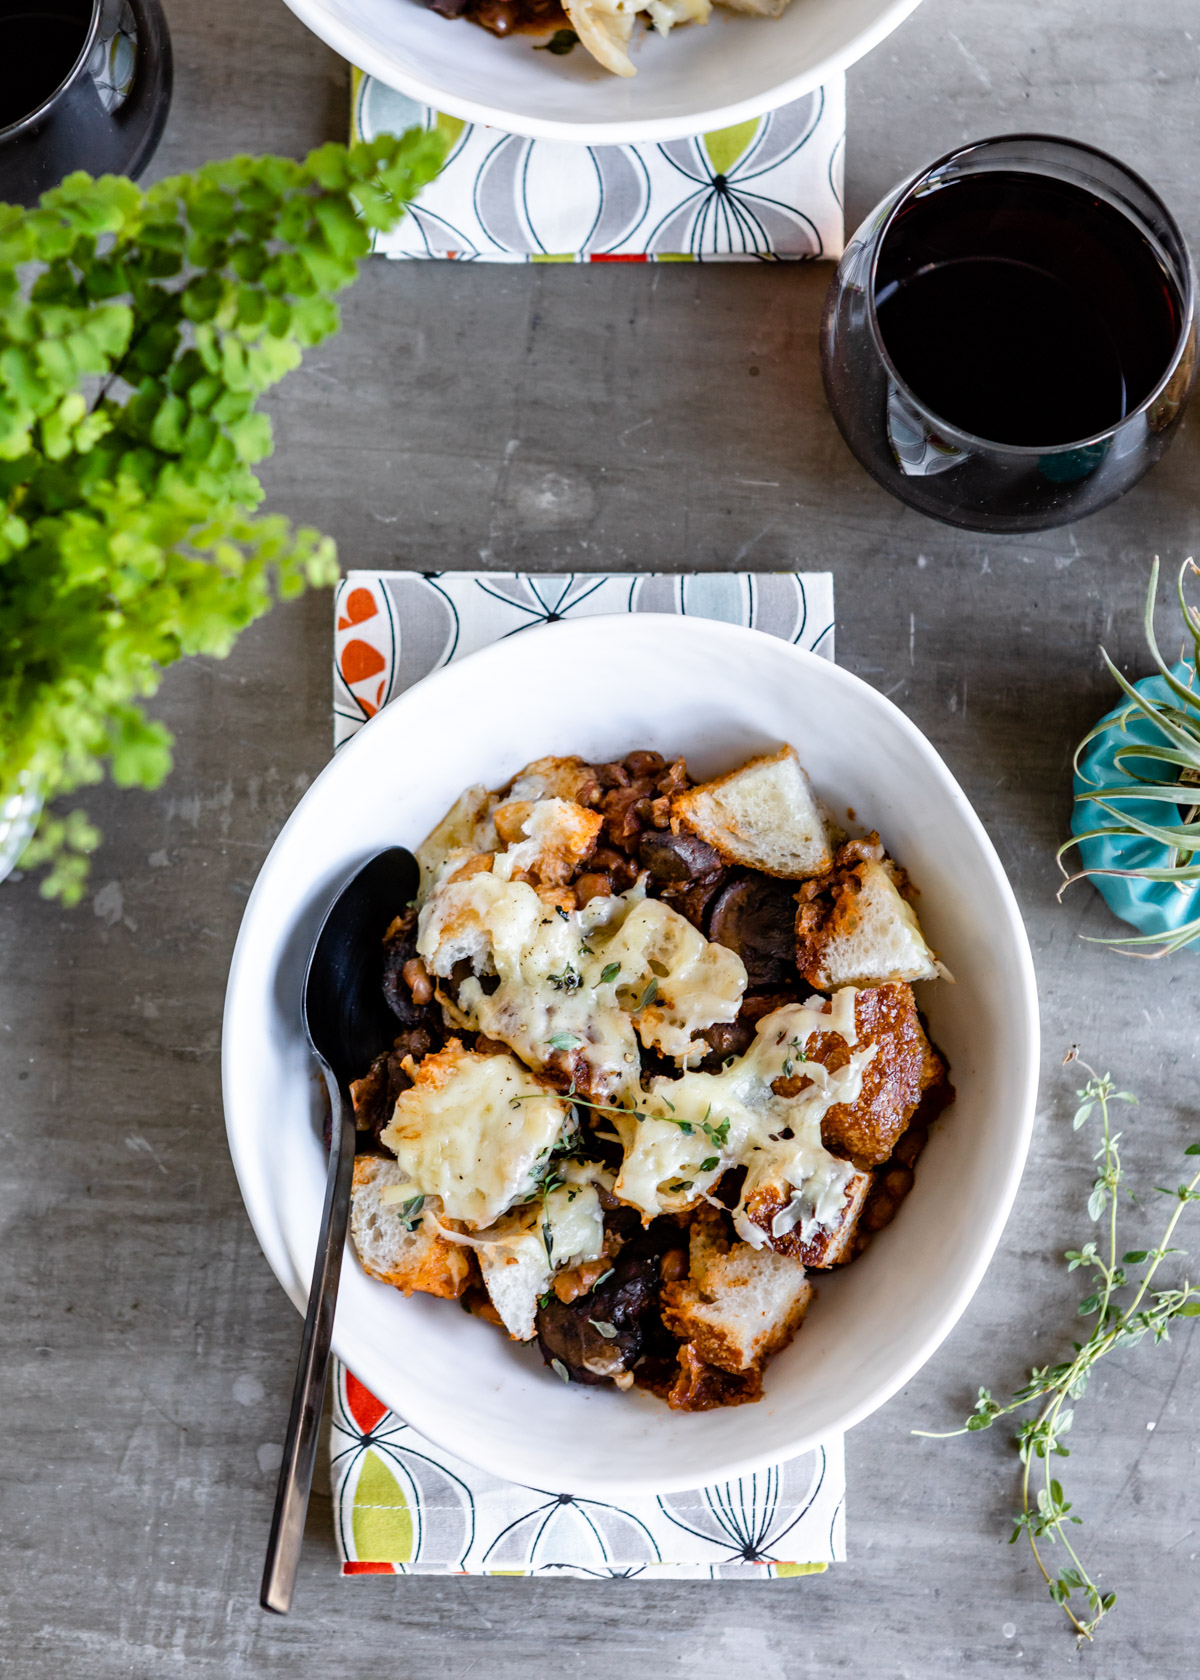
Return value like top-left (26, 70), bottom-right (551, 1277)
top-left (2, 0), bottom-right (1199, 1674)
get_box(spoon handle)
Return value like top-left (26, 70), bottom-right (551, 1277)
top-left (260, 1075), bottom-right (357, 1614)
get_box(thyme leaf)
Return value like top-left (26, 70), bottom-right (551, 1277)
top-left (394, 1193), bottom-right (425, 1232)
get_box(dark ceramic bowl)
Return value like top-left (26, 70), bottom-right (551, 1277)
top-left (0, 0), bottom-right (172, 207)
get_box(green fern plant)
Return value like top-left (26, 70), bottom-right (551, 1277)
top-left (0, 129), bottom-right (446, 902)
top-left (1058, 557), bottom-right (1200, 955)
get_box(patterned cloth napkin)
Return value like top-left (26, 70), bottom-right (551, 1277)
top-left (350, 70), bottom-right (844, 263)
top-left (330, 569), bottom-right (844, 1577)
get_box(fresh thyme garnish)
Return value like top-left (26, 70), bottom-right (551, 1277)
top-left (550, 1358), bottom-right (571, 1383)
top-left (589, 1319), bottom-right (619, 1340)
top-left (538, 1291), bottom-right (554, 1308)
top-left (918, 1057), bottom-right (1200, 1643)
top-left (549, 965), bottom-right (581, 993)
top-left (664, 1177), bottom-right (694, 1194)
top-left (598, 961), bottom-right (621, 985)
top-left (782, 1037), bottom-right (811, 1078)
top-left (702, 1111), bottom-right (731, 1148)
top-left (661, 1108), bottom-right (731, 1152)
top-left (394, 1193), bottom-right (425, 1231)
top-left (698, 1156), bottom-right (720, 1173)
top-left (635, 977), bottom-right (658, 1011)
top-left (542, 1218), bottom-right (554, 1265)
top-left (591, 1269), bottom-right (614, 1291)
top-left (547, 1031), bottom-right (582, 1051)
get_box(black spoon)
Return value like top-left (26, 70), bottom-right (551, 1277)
top-left (260, 846), bottom-right (419, 1615)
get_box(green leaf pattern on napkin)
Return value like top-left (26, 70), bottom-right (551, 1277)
top-left (332, 1366), bottom-right (842, 1577)
top-left (350, 69), bottom-right (844, 262)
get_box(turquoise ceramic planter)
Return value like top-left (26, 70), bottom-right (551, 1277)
top-left (1072, 662), bottom-right (1200, 945)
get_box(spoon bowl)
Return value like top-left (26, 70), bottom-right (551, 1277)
top-left (303, 847), bottom-right (419, 1085)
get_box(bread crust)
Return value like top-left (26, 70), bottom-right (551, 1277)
top-left (350, 1156), bottom-right (476, 1299)
top-left (811, 982), bottom-right (946, 1166)
top-left (671, 745), bottom-right (833, 879)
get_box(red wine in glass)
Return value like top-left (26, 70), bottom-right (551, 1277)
top-left (0, 4), bottom-right (93, 131)
top-left (821, 136), bottom-right (1197, 533)
top-left (0, 0), bottom-right (173, 208)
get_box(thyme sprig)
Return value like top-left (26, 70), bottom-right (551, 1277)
top-left (918, 1057), bottom-right (1200, 1642)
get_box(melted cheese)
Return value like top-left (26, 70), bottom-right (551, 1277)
top-left (603, 898), bottom-right (746, 1061)
top-left (415, 785), bottom-right (498, 904)
top-left (613, 992), bottom-right (874, 1243)
top-left (491, 797), bottom-right (603, 887)
top-left (417, 870), bottom-right (644, 1101)
top-left (417, 867), bottom-right (746, 1100)
top-left (644, 0), bottom-right (709, 32)
top-left (542, 1181), bottom-right (604, 1269)
top-left (380, 1043), bottom-right (573, 1228)
top-left (473, 1180), bottom-right (605, 1341)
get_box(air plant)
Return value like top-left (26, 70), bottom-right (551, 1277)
top-left (1058, 557), bottom-right (1200, 956)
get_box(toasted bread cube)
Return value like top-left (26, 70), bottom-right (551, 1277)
top-left (492, 797), bottom-right (603, 888)
top-left (796, 846), bottom-right (939, 989)
top-left (662, 1206), bottom-right (814, 1373)
top-left (740, 1162), bottom-right (872, 1267)
top-left (350, 1157), bottom-right (475, 1299)
top-left (672, 746), bottom-right (832, 879)
top-left (478, 1231), bottom-right (551, 1342)
top-left (416, 784), bottom-right (499, 902)
top-left (603, 896), bottom-right (746, 1061)
top-left (477, 1182), bottom-right (604, 1342)
top-left (505, 755), bottom-right (601, 805)
top-left (810, 982), bottom-right (946, 1166)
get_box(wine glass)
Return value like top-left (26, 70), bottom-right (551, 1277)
top-left (820, 134), bottom-right (1197, 533)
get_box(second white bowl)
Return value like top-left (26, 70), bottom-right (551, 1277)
top-left (282, 0), bottom-right (923, 144)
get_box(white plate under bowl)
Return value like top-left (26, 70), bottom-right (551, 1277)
top-left (223, 615), bottom-right (1038, 1496)
top-left (282, 0), bottom-right (923, 144)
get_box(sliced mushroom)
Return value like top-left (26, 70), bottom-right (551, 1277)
top-left (535, 1219), bottom-right (680, 1386)
top-left (638, 828), bottom-right (723, 885)
top-left (706, 872), bottom-right (800, 988)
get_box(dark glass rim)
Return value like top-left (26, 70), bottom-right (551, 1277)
top-left (0, 0), bottom-right (102, 143)
top-left (865, 132), bottom-right (1198, 457)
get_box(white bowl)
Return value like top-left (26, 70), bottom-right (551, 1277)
top-left (282, 0), bottom-right (923, 144)
top-left (223, 615), bottom-right (1038, 1496)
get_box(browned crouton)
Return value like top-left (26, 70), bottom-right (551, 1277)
top-left (492, 797), bottom-right (603, 887)
top-left (349, 1156), bottom-right (476, 1299)
top-left (665, 1343), bottom-right (765, 1411)
top-left (662, 1206), bottom-right (813, 1372)
top-left (809, 982), bottom-right (946, 1166)
top-left (795, 834), bottom-right (939, 989)
top-left (741, 1163), bottom-right (873, 1266)
top-left (672, 745), bottom-right (833, 879)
